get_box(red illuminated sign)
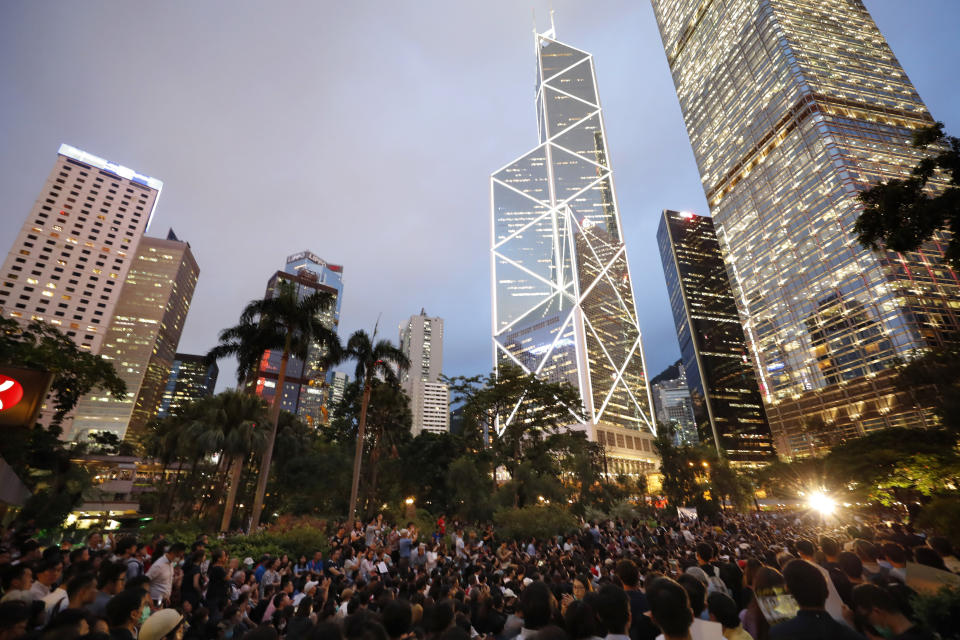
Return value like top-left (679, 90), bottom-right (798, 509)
top-left (0, 375), bottom-right (24, 412)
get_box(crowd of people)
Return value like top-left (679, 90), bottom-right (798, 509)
top-left (1, 510), bottom-right (957, 640)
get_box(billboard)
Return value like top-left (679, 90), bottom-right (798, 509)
top-left (0, 366), bottom-right (54, 428)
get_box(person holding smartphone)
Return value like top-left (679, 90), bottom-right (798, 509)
top-left (146, 543), bottom-right (185, 607)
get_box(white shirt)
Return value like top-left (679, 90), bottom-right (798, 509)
top-left (146, 555), bottom-right (174, 601)
top-left (654, 618), bottom-right (724, 640)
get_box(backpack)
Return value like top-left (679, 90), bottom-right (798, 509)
top-left (705, 565), bottom-right (732, 598)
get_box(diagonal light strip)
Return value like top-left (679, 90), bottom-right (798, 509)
top-left (494, 290), bottom-right (562, 337)
top-left (534, 310), bottom-right (576, 375)
top-left (493, 208), bottom-right (554, 250)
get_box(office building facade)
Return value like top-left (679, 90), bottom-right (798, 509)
top-left (0, 145), bottom-right (162, 353)
top-left (651, 0), bottom-right (960, 456)
top-left (491, 27), bottom-right (657, 474)
top-left (650, 362), bottom-right (699, 447)
top-left (157, 353), bottom-right (219, 419)
top-left (70, 232), bottom-right (199, 441)
top-left (657, 210), bottom-right (775, 462)
top-left (400, 310), bottom-right (449, 435)
top-left (251, 253), bottom-right (342, 428)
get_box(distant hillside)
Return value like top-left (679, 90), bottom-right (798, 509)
top-left (649, 359), bottom-right (682, 386)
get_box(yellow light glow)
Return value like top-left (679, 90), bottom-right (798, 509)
top-left (808, 491), bottom-right (836, 515)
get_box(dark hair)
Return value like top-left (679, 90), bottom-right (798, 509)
top-left (851, 583), bottom-right (901, 615)
top-left (116, 537), bottom-right (138, 556)
top-left (614, 560), bottom-right (639, 588)
top-left (0, 601), bottom-right (30, 631)
top-left (65, 572), bottom-right (97, 599)
top-left (382, 600), bottom-right (412, 638)
top-left (529, 626), bottom-right (567, 640)
top-left (563, 600), bottom-right (600, 640)
top-left (819, 536), bottom-right (840, 558)
top-left (880, 543), bottom-right (906, 565)
top-left (241, 625), bottom-right (280, 640)
top-left (913, 547), bottom-right (947, 571)
top-left (125, 575), bottom-right (151, 593)
top-left (595, 584), bottom-right (629, 636)
top-left (646, 578), bottom-right (693, 638)
top-left (928, 537), bottom-right (954, 558)
top-left (676, 574), bottom-right (706, 617)
top-left (853, 539), bottom-right (878, 562)
top-left (1, 563), bottom-right (31, 590)
top-left (695, 543), bottom-right (714, 562)
top-left (98, 561), bottom-right (128, 589)
top-left (47, 608), bottom-right (89, 632)
top-left (423, 600), bottom-right (455, 635)
top-left (309, 622), bottom-right (344, 640)
top-left (837, 552), bottom-right (863, 580)
top-left (794, 539), bottom-right (816, 557)
top-left (169, 542), bottom-right (187, 554)
top-left (706, 592), bottom-right (740, 628)
top-left (783, 560), bottom-right (827, 608)
top-left (106, 588), bottom-right (144, 627)
top-left (36, 557), bottom-right (63, 576)
top-left (519, 581), bottom-right (553, 630)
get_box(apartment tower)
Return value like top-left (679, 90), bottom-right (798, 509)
top-left (651, 0), bottom-right (960, 456)
top-left (400, 310), bottom-right (450, 435)
top-left (657, 210), bottom-right (775, 463)
top-left (69, 231), bottom-right (199, 441)
top-left (491, 26), bottom-right (658, 476)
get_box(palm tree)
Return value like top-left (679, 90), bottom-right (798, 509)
top-left (208, 281), bottom-right (342, 529)
top-left (341, 328), bottom-right (409, 529)
top-left (192, 390), bottom-right (269, 532)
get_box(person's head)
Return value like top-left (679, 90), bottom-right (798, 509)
top-left (70, 546), bottom-right (90, 564)
top-left (167, 543), bottom-right (186, 561)
top-left (47, 608), bottom-right (90, 637)
top-left (705, 592), bottom-right (741, 630)
top-left (819, 536), bottom-right (840, 559)
top-left (880, 543), bottom-right (907, 567)
top-left (35, 557), bottom-right (63, 586)
top-left (116, 537), bottom-right (138, 558)
top-left (853, 539), bottom-right (879, 563)
top-left (423, 600), bottom-right (455, 636)
top-left (66, 571), bottom-right (98, 607)
top-left (140, 609), bottom-right (185, 640)
top-left (851, 583), bottom-right (911, 637)
top-left (694, 543), bottom-right (714, 565)
top-left (913, 547), bottom-right (947, 571)
top-left (646, 578), bottom-right (693, 640)
top-left (571, 575), bottom-right (591, 600)
top-left (1, 564), bottom-right (32, 592)
top-left (783, 560), bottom-right (827, 609)
top-left (0, 601), bottom-right (30, 640)
top-left (98, 561), bottom-right (128, 594)
top-left (675, 574), bottom-right (706, 618)
top-left (837, 552), bottom-right (864, 582)
top-left (794, 539), bottom-right (816, 559)
top-left (595, 584), bottom-right (629, 637)
top-left (125, 575), bottom-right (151, 596)
top-left (382, 600), bottom-right (412, 640)
top-left (614, 560), bottom-right (639, 590)
top-left (563, 599), bottom-right (600, 640)
top-left (107, 587), bottom-right (148, 630)
top-left (518, 581), bottom-right (554, 631)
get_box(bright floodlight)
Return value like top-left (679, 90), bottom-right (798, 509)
top-left (808, 491), bottom-right (836, 516)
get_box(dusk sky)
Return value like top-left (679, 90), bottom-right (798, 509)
top-left (2, 1), bottom-right (958, 390)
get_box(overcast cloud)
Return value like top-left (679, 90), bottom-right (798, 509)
top-left (1, 1), bottom-right (958, 389)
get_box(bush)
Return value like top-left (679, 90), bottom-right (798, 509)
top-left (493, 505), bottom-right (577, 541)
top-left (916, 496), bottom-right (960, 548)
top-left (138, 520), bottom-right (207, 544)
top-left (910, 585), bottom-right (960, 640)
top-left (223, 526), bottom-right (328, 561)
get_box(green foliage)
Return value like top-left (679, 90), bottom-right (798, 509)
top-left (856, 122), bottom-right (960, 268)
top-left (916, 497), bottom-right (960, 548)
top-left (492, 504), bottom-right (577, 541)
top-left (446, 456), bottom-right (495, 521)
top-left (909, 585), bottom-right (960, 640)
top-left (139, 519), bottom-right (208, 543)
top-left (0, 318), bottom-right (126, 425)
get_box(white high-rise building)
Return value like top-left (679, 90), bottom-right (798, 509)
top-left (399, 310), bottom-right (449, 435)
top-left (0, 145), bottom-right (162, 353)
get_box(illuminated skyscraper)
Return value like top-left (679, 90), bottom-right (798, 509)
top-left (491, 26), bottom-right (657, 474)
top-left (70, 231), bottom-right (199, 441)
top-left (250, 252), bottom-right (342, 428)
top-left (657, 210), bottom-right (775, 463)
top-left (651, 0), bottom-right (960, 456)
top-left (157, 353), bottom-right (218, 419)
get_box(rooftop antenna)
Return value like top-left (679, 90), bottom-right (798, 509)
top-left (550, 6), bottom-right (556, 36)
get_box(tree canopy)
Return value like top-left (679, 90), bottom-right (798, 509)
top-left (855, 122), bottom-right (960, 267)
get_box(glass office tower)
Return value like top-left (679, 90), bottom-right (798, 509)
top-left (157, 353), bottom-right (218, 419)
top-left (651, 0), bottom-right (960, 456)
top-left (491, 27), bottom-right (657, 468)
top-left (657, 210), bottom-right (775, 464)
